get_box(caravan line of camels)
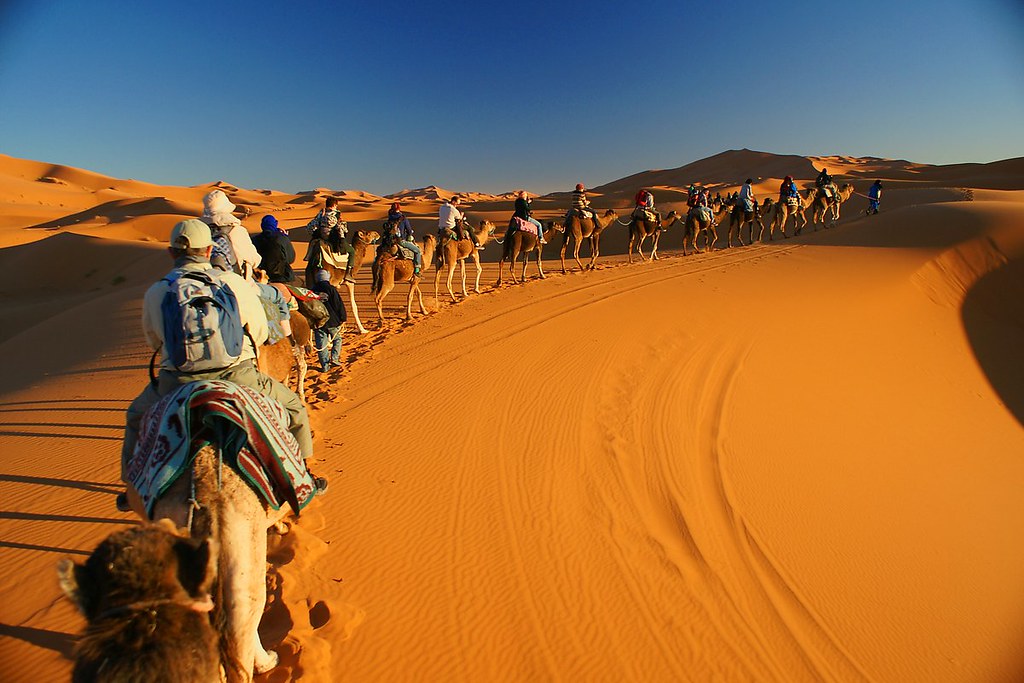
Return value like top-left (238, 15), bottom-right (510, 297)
top-left (321, 181), bottom-right (855, 332)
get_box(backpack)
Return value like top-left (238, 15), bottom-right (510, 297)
top-left (210, 226), bottom-right (239, 272)
top-left (288, 285), bottom-right (330, 328)
top-left (160, 270), bottom-right (246, 372)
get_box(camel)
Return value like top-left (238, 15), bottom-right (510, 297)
top-left (765, 188), bottom-right (813, 240)
top-left (559, 208), bottom-right (618, 273)
top-left (683, 204), bottom-right (727, 255)
top-left (308, 230), bottom-right (379, 335)
top-left (495, 221), bottom-right (564, 285)
top-left (370, 237), bottom-right (429, 325)
top-left (810, 183), bottom-right (855, 229)
top-left (59, 520), bottom-right (222, 682)
top-left (425, 220), bottom-right (496, 303)
top-left (259, 309), bottom-right (311, 403)
top-left (627, 210), bottom-right (681, 263)
top-left (65, 440), bottom-right (293, 682)
top-left (726, 201), bottom-right (765, 247)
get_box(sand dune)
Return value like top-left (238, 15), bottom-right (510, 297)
top-left (0, 151), bottom-right (1022, 682)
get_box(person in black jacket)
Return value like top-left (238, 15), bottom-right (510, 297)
top-left (252, 214), bottom-right (296, 283)
top-left (310, 269), bottom-right (347, 372)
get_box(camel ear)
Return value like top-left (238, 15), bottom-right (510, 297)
top-left (57, 559), bottom-right (88, 615)
top-left (173, 538), bottom-right (213, 598)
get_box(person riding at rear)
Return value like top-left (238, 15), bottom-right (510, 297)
top-left (118, 219), bottom-right (324, 512)
top-left (387, 202), bottom-right (424, 275)
top-left (570, 183), bottom-right (601, 232)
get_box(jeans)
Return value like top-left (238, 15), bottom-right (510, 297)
top-left (398, 240), bottom-right (422, 268)
top-left (122, 360), bottom-right (314, 480)
top-left (313, 325), bottom-right (342, 371)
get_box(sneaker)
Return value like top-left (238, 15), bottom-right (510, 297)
top-left (115, 492), bottom-right (131, 512)
top-left (314, 476), bottom-right (329, 495)
top-left (475, 244), bottom-right (484, 250)
top-left (539, 238), bottom-right (548, 244)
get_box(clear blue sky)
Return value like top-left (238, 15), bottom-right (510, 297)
top-left (1, 0), bottom-right (1021, 195)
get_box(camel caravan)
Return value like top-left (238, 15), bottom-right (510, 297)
top-left (61, 169), bottom-right (869, 681)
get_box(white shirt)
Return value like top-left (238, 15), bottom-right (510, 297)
top-left (438, 203), bottom-right (463, 230)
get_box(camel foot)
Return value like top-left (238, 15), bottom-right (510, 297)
top-left (255, 649), bottom-right (279, 674)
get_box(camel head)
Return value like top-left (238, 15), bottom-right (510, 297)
top-left (58, 519), bottom-right (221, 683)
top-left (58, 519), bottom-right (214, 620)
top-left (480, 220), bottom-right (496, 236)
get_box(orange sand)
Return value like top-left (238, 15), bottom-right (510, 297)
top-left (1, 150), bottom-right (1022, 682)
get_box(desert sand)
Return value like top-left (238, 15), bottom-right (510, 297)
top-left (0, 149), bottom-right (1022, 682)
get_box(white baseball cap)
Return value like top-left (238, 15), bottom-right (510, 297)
top-left (170, 219), bottom-right (213, 249)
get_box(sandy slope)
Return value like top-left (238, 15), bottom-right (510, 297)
top-left (0, 153), bottom-right (1022, 682)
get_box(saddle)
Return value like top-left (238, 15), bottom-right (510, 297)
top-left (689, 206), bottom-right (713, 223)
top-left (631, 207), bottom-right (656, 223)
top-left (510, 216), bottom-right (539, 237)
top-left (786, 196), bottom-right (800, 207)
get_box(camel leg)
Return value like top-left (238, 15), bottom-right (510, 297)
top-left (404, 282), bottom-right (415, 320)
top-left (343, 281), bottom-right (368, 334)
top-left (495, 257), bottom-right (505, 286)
top-left (536, 249), bottom-right (545, 279)
top-left (589, 234), bottom-right (601, 270)
top-left (573, 240), bottom-right (585, 272)
top-left (414, 282), bottom-right (427, 315)
top-left (293, 344), bottom-right (307, 404)
top-left (472, 255), bottom-right (482, 293)
top-left (652, 233), bottom-right (660, 260)
top-left (220, 497), bottom-right (276, 680)
top-left (445, 263), bottom-right (457, 302)
top-left (459, 260), bottom-right (468, 298)
top-left (434, 267), bottom-right (442, 308)
top-left (376, 281), bottom-right (394, 327)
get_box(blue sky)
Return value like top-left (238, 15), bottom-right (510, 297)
top-left (1, 0), bottom-right (1021, 195)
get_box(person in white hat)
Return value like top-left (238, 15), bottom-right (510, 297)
top-left (117, 219), bottom-right (324, 511)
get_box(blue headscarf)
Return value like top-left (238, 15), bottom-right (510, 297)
top-left (261, 214), bottom-right (283, 233)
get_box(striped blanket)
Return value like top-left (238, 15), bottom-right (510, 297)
top-left (127, 380), bottom-right (315, 518)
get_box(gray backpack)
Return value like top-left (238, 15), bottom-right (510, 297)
top-left (160, 270), bottom-right (245, 372)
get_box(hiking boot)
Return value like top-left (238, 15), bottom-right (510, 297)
top-left (115, 492), bottom-right (131, 512)
top-left (314, 476), bottom-right (329, 495)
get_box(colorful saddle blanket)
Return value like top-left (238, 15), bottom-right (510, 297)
top-left (510, 216), bottom-right (539, 237)
top-left (127, 380), bottom-right (315, 518)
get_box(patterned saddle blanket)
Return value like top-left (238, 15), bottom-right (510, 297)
top-left (127, 380), bottom-right (315, 518)
top-left (510, 216), bottom-right (539, 237)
